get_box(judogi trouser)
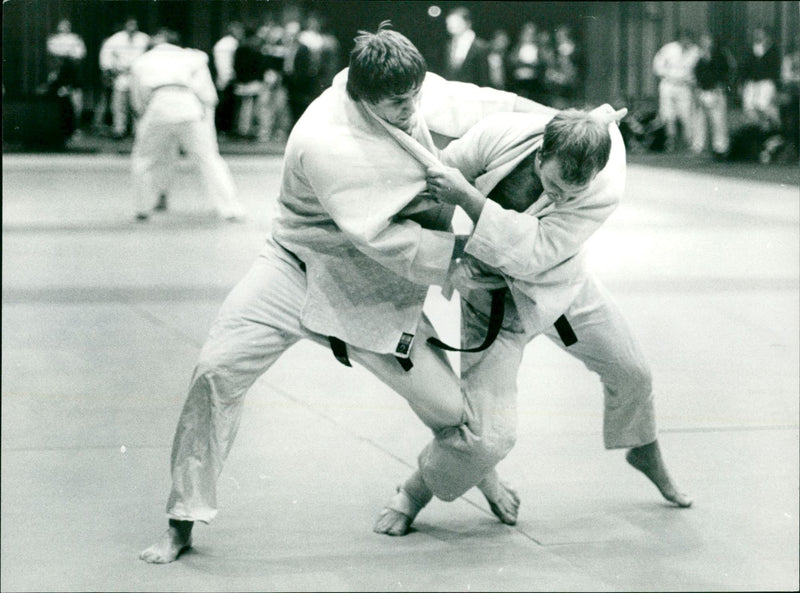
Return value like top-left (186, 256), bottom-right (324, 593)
top-left (692, 88), bottom-right (730, 154)
top-left (658, 79), bottom-right (694, 145)
top-left (418, 273), bottom-right (657, 500)
top-left (742, 79), bottom-right (780, 126)
top-left (111, 73), bottom-right (133, 136)
top-left (131, 100), bottom-right (244, 218)
top-left (166, 238), bottom-right (496, 522)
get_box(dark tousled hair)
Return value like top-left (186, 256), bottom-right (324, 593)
top-left (540, 110), bottom-right (612, 185)
top-left (346, 21), bottom-right (427, 103)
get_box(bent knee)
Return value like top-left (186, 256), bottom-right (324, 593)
top-left (489, 431), bottom-right (517, 461)
top-left (624, 364), bottom-right (652, 395)
top-left (605, 362), bottom-right (652, 402)
top-left (475, 430), bottom-right (517, 466)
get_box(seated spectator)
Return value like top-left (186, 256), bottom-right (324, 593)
top-left (740, 26), bottom-right (781, 128)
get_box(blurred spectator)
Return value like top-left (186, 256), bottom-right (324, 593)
top-left (508, 22), bottom-right (543, 101)
top-left (535, 28), bottom-right (556, 103)
top-left (778, 42), bottom-right (799, 160)
top-left (283, 15), bottom-right (339, 127)
top-left (487, 29), bottom-right (510, 90)
top-left (652, 29), bottom-right (700, 151)
top-left (96, 16), bottom-right (150, 138)
top-left (258, 20), bottom-right (292, 142)
top-left (46, 18), bottom-right (86, 133)
top-left (213, 21), bottom-right (244, 134)
top-left (233, 24), bottom-right (267, 138)
top-left (619, 108), bottom-right (667, 153)
top-left (303, 12), bottom-right (341, 92)
top-left (740, 26), bottom-right (781, 128)
top-left (691, 32), bottom-right (735, 159)
top-left (129, 28), bottom-right (244, 222)
top-left (441, 6), bottom-right (490, 86)
top-left (545, 24), bottom-right (582, 108)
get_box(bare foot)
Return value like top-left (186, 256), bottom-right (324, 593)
top-left (139, 520), bottom-right (193, 563)
top-left (373, 506), bottom-right (414, 536)
top-left (478, 471), bottom-right (520, 525)
top-left (373, 483), bottom-right (429, 536)
top-left (626, 441), bottom-right (693, 508)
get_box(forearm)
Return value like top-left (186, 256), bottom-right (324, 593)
top-left (456, 185), bottom-right (488, 223)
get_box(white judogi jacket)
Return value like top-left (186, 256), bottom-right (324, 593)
top-left (130, 43), bottom-right (217, 122)
top-left (99, 30), bottom-right (150, 89)
top-left (272, 69), bottom-right (531, 355)
top-left (439, 112), bottom-right (627, 335)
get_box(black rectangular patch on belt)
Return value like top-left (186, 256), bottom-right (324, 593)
top-left (395, 332), bottom-right (414, 356)
top-left (554, 315), bottom-right (577, 347)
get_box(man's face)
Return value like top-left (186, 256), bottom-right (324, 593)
top-left (538, 155), bottom-right (595, 206)
top-left (446, 14), bottom-right (468, 36)
top-left (369, 87), bottom-right (421, 132)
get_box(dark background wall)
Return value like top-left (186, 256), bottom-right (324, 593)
top-left (2, 0), bottom-right (798, 111)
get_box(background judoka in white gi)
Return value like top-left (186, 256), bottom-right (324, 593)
top-left (97, 17), bottom-right (150, 138)
top-left (129, 29), bottom-right (245, 222)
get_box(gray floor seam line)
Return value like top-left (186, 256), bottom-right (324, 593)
top-left (660, 424), bottom-right (799, 433)
top-left (127, 303), bottom-right (205, 349)
top-left (1, 444), bottom-right (173, 452)
top-left (4, 277), bottom-right (798, 304)
top-left (266, 380), bottom-right (546, 544)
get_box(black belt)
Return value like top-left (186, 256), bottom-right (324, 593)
top-left (427, 288), bottom-right (508, 353)
top-left (329, 288), bottom-right (507, 373)
top-left (327, 290), bottom-right (578, 373)
top-left (329, 336), bottom-right (413, 371)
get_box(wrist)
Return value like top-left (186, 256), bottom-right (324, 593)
top-left (462, 187), bottom-right (487, 223)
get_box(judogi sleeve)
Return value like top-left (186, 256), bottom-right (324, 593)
top-left (465, 126), bottom-right (627, 279)
top-left (421, 72), bottom-right (554, 139)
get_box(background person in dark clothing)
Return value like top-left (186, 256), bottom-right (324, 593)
top-left (545, 24), bottom-right (583, 109)
top-left (282, 16), bottom-right (339, 128)
top-left (692, 32), bottom-right (735, 158)
top-left (232, 24), bottom-right (267, 138)
top-left (46, 18), bottom-right (86, 134)
top-left (487, 29), bottom-right (511, 90)
top-left (441, 6), bottom-right (491, 86)
top-left (778, 42), bottom-right (799, 160)
top-left (213, 21), bottom-right (244, 135)
top-left (508, 22), bottom-right (543, 102)
top-left (740, 26), bottom-right (781, 127)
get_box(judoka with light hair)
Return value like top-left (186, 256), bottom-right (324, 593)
top-left (374, 107), bottom-right (693, 535)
